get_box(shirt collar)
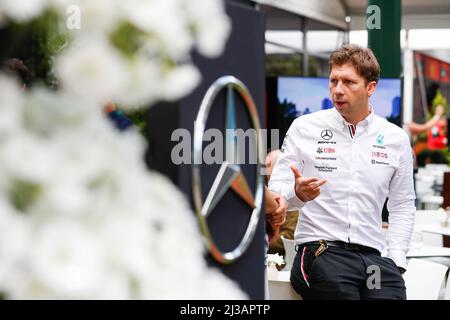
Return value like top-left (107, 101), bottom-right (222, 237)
top-left (331, 104), bottom-right (375, 131)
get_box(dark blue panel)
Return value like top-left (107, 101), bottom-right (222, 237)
top-left (179, 3), bottom-right (266, 299)
top-left (146, 2), bottom-right (266, 299)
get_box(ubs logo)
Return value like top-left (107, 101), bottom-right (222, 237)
top-left (321, 129), bottom-right (333, 140)
top-left (317, 147), bottom-right (335, 154)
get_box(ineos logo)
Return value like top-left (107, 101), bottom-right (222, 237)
top-left (321, 129), bottom-right (333, 140)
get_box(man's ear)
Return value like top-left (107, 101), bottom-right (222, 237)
top-left (367, 81), bottom-right (377, 97)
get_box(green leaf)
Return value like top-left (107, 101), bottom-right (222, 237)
top-left (9, 180), bottom-right (42, 212)
top-left (110, 22), bottom-right (143, 58)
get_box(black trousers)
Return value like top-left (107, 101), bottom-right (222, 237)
top-left (291, 242), bottom-right (406, 300)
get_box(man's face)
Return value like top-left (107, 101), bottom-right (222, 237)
top-left (329, 63), bottom-right (376, 120)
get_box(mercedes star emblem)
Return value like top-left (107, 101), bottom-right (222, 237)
top-left (192, 75), bottom-right (264, 264)
top-left (321, 129), bottom-right (333, 140)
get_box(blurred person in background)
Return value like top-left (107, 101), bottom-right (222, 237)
top-left (407, 88), bottom-right (448, 166)
top-left (266, 149), bottom-right (300, 263)
top-left (3, 58), bottom-right (133, 132)
top-left (3, 58), bottom-right (31, 90)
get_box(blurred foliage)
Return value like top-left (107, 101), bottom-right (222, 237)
top-left (266, 54), bottom-right (301, 76)
top-left (0, 9), bottom-right (68, 87)
top-left (266, 54), bottom-right (323, 77)
top-left (431, 89), bottom-right (448, 116)
top-left (0, 13), bottom-right (151, 137)
top-left (444, 148), bottom-right (450, 165)
top-left (110, 22), bottom-right (143, 58)
top-left (417, 131), bottom-right (428, 142)
top-left (124, 108), bottom-right (148, 137)
top-left (9, 180), bottom-right (42, 212)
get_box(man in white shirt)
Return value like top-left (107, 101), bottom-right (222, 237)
top-left (268, 44), bottom-right (416, 300)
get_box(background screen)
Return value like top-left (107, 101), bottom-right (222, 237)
top-left (276, 77), bottom-right (401, 123)
top-left (266, 76), bottom-right (402, 149)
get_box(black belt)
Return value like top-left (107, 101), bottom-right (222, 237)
top-left (297, 240), bottom-right (380, 255)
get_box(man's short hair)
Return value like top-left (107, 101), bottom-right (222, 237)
top-left (329, 44), bottom-right (380, 84)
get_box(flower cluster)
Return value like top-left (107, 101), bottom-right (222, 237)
top-left (0, 1), bottom-right (245, 299)
top-left (1, 0), bottom-right (231, 109)
top-left (266, 253), bottom-right (285, 268)
top-left (0, 76), bottom-right (245, 299)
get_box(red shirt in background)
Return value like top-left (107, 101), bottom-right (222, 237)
top-left (427, 119), bottom-right (448, 149)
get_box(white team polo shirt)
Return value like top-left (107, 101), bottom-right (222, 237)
top-left (269, 107), bottom-right (416, 269)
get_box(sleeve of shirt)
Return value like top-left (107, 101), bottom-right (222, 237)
top-left (386, 132), bottom-right (416, 270)
top-left (268, 120), bottom-right (305, 210)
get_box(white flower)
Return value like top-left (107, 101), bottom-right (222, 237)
top-left (1, 133), bottom-right (57, 185)
top-left (185, 0), bottom-right (231, 57)
top-left (54, 37), bottom-right (127, 103)
top-left (0, 0), bottom-right (242, 300)
top-left (52, 0), bottom-right (119, 34)
top-left (114, 55), bottom-right (161, 109)
top-left (160, 64), bottom-right (201, 101)
top-left (192, 271), bottom-right (248, 300)
top-left (0, 0), bottom-right (49, 22)
top-left (0, 83), bottom-right (247, 299)
top-left (119, 0), bottom-right (193, 59)
top-left (29, 220), bottom-right (107, 298)
top-left (23, 87), bottom-right (99, 134)
top-left (0, 205), bottom-right (31, 294)
top-left (0, 75), bottom-right (24, 136)
top-left (267, 253), bottom-right (285, 267)
top-left (1, 0), bottom-right (231, 109)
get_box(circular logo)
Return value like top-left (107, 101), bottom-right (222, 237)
top-left (321, 129), bottom-right (333, 140)
top-left (192, 75), bottom-right (263, 264)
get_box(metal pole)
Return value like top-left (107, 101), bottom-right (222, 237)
top-left (301, 18), bottom-right (309, 76)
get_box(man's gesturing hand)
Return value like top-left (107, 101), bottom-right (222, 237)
top-left (290, 165), bottom-right (327, 202)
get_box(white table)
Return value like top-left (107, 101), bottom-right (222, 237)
top-left (407, 245), bottom-right (450, 258)
top-left (419, 195), bottom-right (443, 210)
top-left (416, 223), bottom-right (450, 247)
top-left (421, 225), bottom-right (450, 237)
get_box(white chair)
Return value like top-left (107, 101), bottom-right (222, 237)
top-left (414, 210), bottom-right (446, 246)
top-left (420, 195), bottom-right (443, 210)
top-left (425, 164), bottom-right (450, 171)
top-left (415, 174), bottom-right (435, 197)
top-left (424, 164), bottom-right (450, 183)
top-left (403, 258), bottom-right (448, 300)
top-left (281, 235), bottom-right (296, 271)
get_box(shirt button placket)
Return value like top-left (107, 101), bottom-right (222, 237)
top-left (348, 139), bottom-right (356, 242)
